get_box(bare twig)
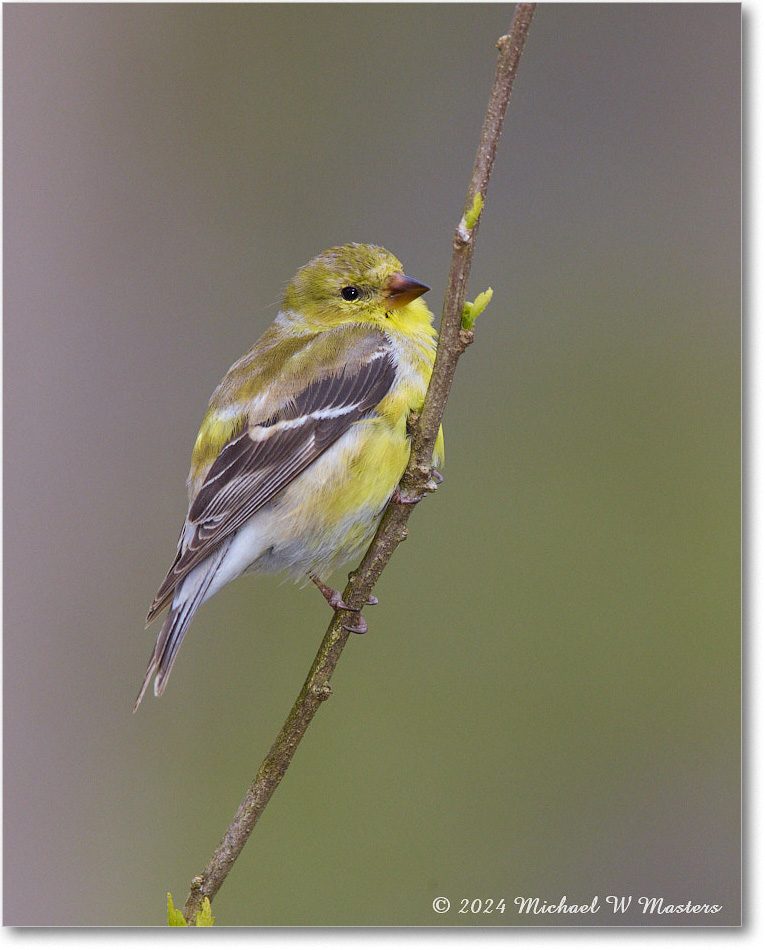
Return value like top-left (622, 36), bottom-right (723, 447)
top-left (182, 3), bottom-right (535, 924)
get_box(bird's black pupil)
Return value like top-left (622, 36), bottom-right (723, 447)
top-left (341, 286), bottom-right (360, 301)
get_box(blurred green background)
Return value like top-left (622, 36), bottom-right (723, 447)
top-left (3, 2), bottom-right (739, 927)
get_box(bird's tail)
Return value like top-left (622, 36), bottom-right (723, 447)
top-left (133, 543), bottom-right (230, 712)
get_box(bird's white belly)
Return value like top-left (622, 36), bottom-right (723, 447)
top-left (197, 420), bottom-right (403, 603)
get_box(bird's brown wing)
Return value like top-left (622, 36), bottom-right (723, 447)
top-left (147, 331), bottom-right (396, 622)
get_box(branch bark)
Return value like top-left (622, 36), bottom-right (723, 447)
top-left (182, 2), bottom-right (535, 924)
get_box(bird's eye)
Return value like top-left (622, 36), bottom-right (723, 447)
top-left (341, 286), bottom-right (361, 301)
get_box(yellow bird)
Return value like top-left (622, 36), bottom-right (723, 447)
top-left (135, 243), bottom-right (443, 710)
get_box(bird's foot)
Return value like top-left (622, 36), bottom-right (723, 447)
top-left (312, 576), bottom-right (352, 611)
top-left (393, 469), bottom-right (443, 505)
top-left (342, 612), bottom-right (368, 635)
top-left (392, 485), bottom-right (424, 505)
top-left (310, 576), bottom-right (376, 634)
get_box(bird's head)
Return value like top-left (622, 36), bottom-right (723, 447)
top-left (282, 243), bottom-right (432, 332)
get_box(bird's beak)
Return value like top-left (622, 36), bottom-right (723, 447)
top-left (385, 272), bottom-right (430, 309)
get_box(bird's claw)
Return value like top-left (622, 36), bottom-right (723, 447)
top-left (330, 593), bottom-right (352, 611)
top-left (423, 469), bottom-right (443, 493)
top-left (342, 613), bottom-right (368, 635)
top-left (392, 486), bottom-right (424, 505)
top-left (311, 575), bottom-right (376, 633)
top-left (393, 469), bottom-right (443, 504)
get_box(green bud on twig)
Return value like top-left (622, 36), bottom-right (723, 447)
top-left (465, 193), bottom-right (484, 229)
top-left (167, 892), bottom-right (215, 926)
top-left (461, 287), bottom-right (493, 330)
top-left (167, 893), bottom-right (186, 926)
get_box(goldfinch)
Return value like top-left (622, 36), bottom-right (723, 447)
top-left (135, 243), bottom-right (443, 710)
